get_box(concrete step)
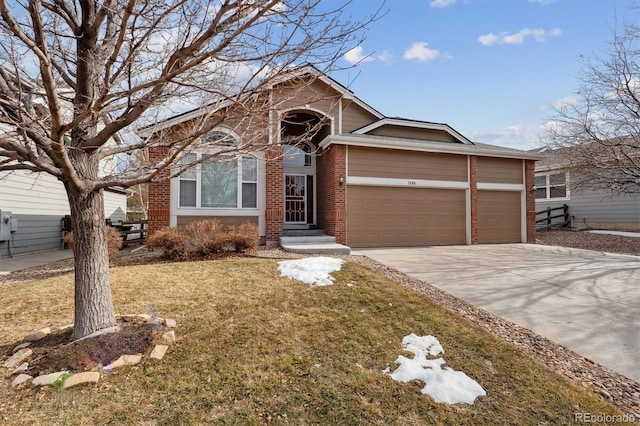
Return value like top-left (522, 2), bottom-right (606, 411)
top-left (281, 242), bottom-right (351, 256)
top-left (280, 235), bottom-right (336, 245)
top-left (279, 234), bottom-right (351, 255)
top-left (282, 229), bottom-right (327, 237)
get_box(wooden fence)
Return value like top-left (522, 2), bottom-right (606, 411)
top-left (535, 204), bottom-right (570, 231)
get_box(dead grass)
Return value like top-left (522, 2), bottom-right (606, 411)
top-left (0, 258), bottom-right (627, 425)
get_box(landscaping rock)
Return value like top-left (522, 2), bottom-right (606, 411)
top-left (150, 345), bottom-right (169, 360)
top-left (3, 348), bottom-right (32, 369)
top-left (162, 330), bottom-right (176, 345)
top-left (32, 371), bottom-right (68, 386)
top-left (11, 374), bottom-right (32, 387)
top-left (138, 314), bottom-right (152, 322)
top-left (76, 325), bottom-right (121, 342)
top-left (24, 327), bottom-right (51, 342)
top-left (12, 342), bottom-right (31, 353)
top-left (9, 362), bottom-right (29, 376)
top-left (164, 318), bottom-right (176, 328)
top-left (63, 371), bottom-right (101, 389)
top-left (103, 354), bottom-right (142, 371)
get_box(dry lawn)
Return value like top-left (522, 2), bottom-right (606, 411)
top-left (0, 258), bottom-right (627, 425)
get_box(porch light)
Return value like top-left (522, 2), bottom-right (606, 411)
top-left (339, 175), bottom-right (345, 185)
top-left (530, 185), bottom-right (537, 193)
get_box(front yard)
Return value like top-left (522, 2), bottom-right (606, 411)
top-left (0, 257), bottom-right (628, 425)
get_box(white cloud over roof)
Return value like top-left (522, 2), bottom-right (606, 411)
top-left (430, 0), bottom-right (456, 7)
top-left (403, 42), bottom-right (440, 62)
top-left (478, 28), bottom-right (562, 45)
top-left (343, 45), bottom-right (374, 65)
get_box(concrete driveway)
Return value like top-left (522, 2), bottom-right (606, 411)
top-left (359, 244), bottom-right (640, 382)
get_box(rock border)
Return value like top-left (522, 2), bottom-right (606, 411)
top-left (3, 315), bottom-right (177, 390)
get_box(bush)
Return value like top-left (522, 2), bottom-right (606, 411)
top-left (63, 226), bottom-right (123, 259)
top-left (185, 220), bottom-right (228, 257)
top-left (147, 219), bottom-right (259, 260)
top-left (146, 227), bottom-right (187, 260)
top-left (228, 222), bottom-right (259, 253)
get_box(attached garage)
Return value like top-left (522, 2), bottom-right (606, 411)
top-left (347, 186), bottom-right (467, 248)
top-left (477, 190), bottom-right (522, 244)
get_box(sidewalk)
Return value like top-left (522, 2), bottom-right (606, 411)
top-left (0, 249), bottom-right (74, 275)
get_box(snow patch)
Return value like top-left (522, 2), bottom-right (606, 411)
top-left (386, 334), bottom-right (486, 405)
top-left (588, 230), bottom-right (640, 238)
top-left (277, 257), bottom-right (344, 286)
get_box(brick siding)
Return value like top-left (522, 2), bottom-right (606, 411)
top-left (317, 145), bottom-right (347, 244)
top-left (147, 147), bottom-right (171, 236)
top-left (525, 159), bottom-right (537, 243)
top-left (265, 145), bottom-right (284, 245)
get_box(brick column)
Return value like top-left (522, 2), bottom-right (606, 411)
top-left (525, 160), bottom-right (537, 243)
top-left (322, 145), bottom-right (347, 245)
top-left (147, 147), bottom-right (171, 236)
top-left (469, 155), bottom-right (478, 245)
top-left (265, 145), bottom-right (284, 246)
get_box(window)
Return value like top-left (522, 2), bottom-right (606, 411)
top-left (283, 143), bottom-right (312, 167)
top-left (535, 172), bottom-right (568, 200)
top-left (178, 131), bottom-right (258, 208)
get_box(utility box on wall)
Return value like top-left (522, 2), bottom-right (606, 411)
top-left (0, 210), bottom-right (13, 241)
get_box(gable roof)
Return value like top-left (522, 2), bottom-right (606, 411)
top-left (137, 64), bottom-right (383, 137)
top-left (352, 117), bottom-right (473, 145)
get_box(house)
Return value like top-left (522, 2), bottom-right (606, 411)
top-left (533, 147), bottom-right (640, 230)
top-left (0, 67), bottom-right (128, 259)
top-left (144, 66), bottom-right (543, 248)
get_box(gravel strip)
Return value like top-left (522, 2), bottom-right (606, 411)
top-left (537, 230), bottom-right (640, 256)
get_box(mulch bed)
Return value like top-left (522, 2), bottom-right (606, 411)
top-left (2, 317), bottom-right (157, 377)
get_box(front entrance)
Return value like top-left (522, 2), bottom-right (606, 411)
top-left (284, 174), bottom-right (314, 227)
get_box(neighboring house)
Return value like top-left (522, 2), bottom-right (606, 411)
top-left (533, 147), bottom-right (640, 231)
top-left (0, 67), bottom-right (128, 259)
top-left (143, 66), bottom-right (543, 248)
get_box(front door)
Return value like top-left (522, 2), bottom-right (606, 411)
top-left (285, 174), bottom-right (306, 224)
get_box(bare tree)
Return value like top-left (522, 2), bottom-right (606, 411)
top-left (0, 0), bottom-right (380, 338)
top-left (545, 18), bottom-right (640, 195)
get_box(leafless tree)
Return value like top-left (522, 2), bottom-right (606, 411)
top-left (545, 18), bottom-right (640, 195)
top-left (0, 0), bottom-right (380, 338)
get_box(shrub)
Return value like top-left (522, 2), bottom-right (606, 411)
top-left (185, 220), bottom-right (228, 257)
top-left (147, 227), bottom-right (188, 260)
top-left (228, 222), bottom-right (259, 253)
top-left (63, 226), bottom-right (123, 259)
top-left (147, 219), bottom-right (259, 260)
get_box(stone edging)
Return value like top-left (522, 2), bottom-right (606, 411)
top-left (3, 315), bottom-right (177, 389)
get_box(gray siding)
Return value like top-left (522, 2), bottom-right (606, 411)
top-left (0, 214), bottom-right (64, 258)
top-left (536, 188), bottom-right (640, 229)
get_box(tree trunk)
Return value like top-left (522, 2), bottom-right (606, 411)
top-left (67, 187), bottom-right (116, 339)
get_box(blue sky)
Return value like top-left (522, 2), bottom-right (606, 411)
top-left (329, 0), bottom-right (636, 150)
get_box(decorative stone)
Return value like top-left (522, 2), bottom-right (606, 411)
top-left (9, 362), bottom-right (29, 376)
top-left (162, 330), bottom-right (176, 345)
top-left (150, 345), bottom-right (169, 360)
top-left (103, 354), bottom-right (142, 371)
top-left (63, 371), bottom-right (100, 389)
top-left (3, 348), bottom-right (32, 369)
top-left (58, 324), bottom-right (73, 332)
top-left (32, 371), bottom-right (68, 386)
top-left (138, 314), bottom-right (152, 322)
top-left (12, 374), bottom-right (33, 387)
top-left (12, 342), bottom-right (31, 353)
top-left (24, 327), bottom-right (51, 342)
top-left (164, 318), bottom-right (176, 328)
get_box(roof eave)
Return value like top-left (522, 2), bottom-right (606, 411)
top-left (320, 134), bottom-right (545, 161)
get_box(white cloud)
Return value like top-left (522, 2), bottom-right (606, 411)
top-left (549, 95), bottom-right (580, 110)
top-left (465, 124), bottom-right (545, 150)
top-left (343, 45), bottom-right (374, 65)
top-left (376, 50), bottom-right (394, 63)
top-left (403, 42), bottom-right (440, 62)
top-left (478, 28), bottom-right (562, 46)
top-left (430, 0), bottom-right (456, 7)
top-left (529, 0), bottom-right (556, 4)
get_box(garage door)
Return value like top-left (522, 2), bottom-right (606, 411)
top-left (477, 190), bottom-right (522, 244)
top-left (347, 186), bottom-right (466, 248)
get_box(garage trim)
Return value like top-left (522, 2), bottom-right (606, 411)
top-left (477, 183), bottom-right (524, 191)
top-left (347, 176), bottom-right (469, 190)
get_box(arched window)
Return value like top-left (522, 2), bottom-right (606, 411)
top-left (283, 143), bottom-right (312, 167)
top-left (202, 130), bottom-right (237, 147)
